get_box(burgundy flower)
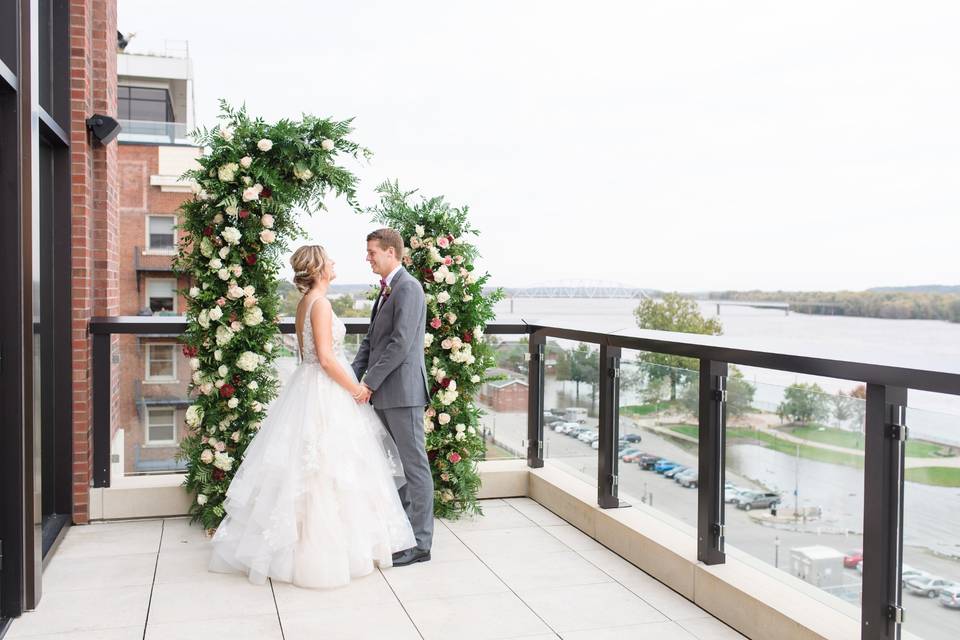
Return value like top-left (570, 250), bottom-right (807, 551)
top-left (202, 226), bottom-right (213, 237)
top-left (441, 378), bottom-right (451, 389)
top-left (212, 468), bottom-right (225, 481)
top-left (463, 331), bottom-right (473, 344)
top-left (447, 234), bottom-right (455, 243)
top-left (261, 187), bottom-right (272, 198)
top-left (245, 254), bottom-right (257, 265)
top-left (182, 345), bottom-right (197, 358)
top-left (219, 384), bottom-right (235, 398)
top-left (232, 374), bottom-right (241, 385)
top-left (238, 209), bottom-right (250, 219)
top-left (427, 450), bottom-right (438, 462)
top-left (421, 267), bottom-right (434, 279)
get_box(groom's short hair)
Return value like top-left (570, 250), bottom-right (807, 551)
top-left (367, 228), bottom-right (404, 259)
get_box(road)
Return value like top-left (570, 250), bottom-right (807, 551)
top-left (478, 407), bottom-right (960, 640)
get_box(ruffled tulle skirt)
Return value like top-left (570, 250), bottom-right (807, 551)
top-left (208, 358), bottom-right (416, 588)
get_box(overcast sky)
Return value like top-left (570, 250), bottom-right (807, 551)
top-left (119, 1), bottom-right (959, 291)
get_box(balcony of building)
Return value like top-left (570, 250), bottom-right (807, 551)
top-left (117, 45), bottom-right (194, 146)
top-left (6, 316), bottom-right (957, 640)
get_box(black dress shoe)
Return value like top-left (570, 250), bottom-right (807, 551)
top-left (392, 547), bottom-right (431, 567)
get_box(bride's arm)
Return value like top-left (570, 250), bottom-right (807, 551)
top-left (311, 297), bottom-right (365, 399)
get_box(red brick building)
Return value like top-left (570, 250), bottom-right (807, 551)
top-left (481, 368), bottom-right (529, 412)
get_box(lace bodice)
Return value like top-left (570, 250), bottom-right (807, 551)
top-left (299, 297), bottom-right (347, 364)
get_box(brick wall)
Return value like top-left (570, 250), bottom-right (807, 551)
top-left (70, 0), bottom-right (118, 524)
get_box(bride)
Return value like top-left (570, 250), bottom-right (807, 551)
top-left (208, 244), bottom-right (416, 588)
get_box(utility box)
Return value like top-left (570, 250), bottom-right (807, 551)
top-left (790, 546), bottom-right (844, 588)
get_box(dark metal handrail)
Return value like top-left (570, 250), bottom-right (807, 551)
top-left (88, 314), bottom-right (957, 640)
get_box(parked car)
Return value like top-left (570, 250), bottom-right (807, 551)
top-left (855, 560), bottom-right (863, 575)
top-left (654, 460), bottom-right (680, 474)
top-left (591, 440), bottom-right (600, 450)
top-left (664, 465), bottom-right (688, 479)
top-left (544, 414), bottom-right (562, 426)
top-left (621, 433), bottom-right (643, 443)
top-left (676, 469), bottom-right (699, 488)
top-left (619, 448), bottom-right (643, 461)
top-left (579, 431), bottom-right (599, 444)
top-left (901, 565), bottom-right (929, 585)
top-left (735, 491), bottom-right (780, 511)
top-left (637, 454), bottom-right (660, 470)
top-left (905, 576), bottom-right (957, 598)
top-left (622, 451), bottom-right (648, 464)
top-left (843, 549), bottom-right (863, 569)
top-left (724, 483), bottom-right (745, 503)
top-left (940, 585), bottom-right (960, 609)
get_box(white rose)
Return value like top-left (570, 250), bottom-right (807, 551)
top-left (261, 214), bottom-right (274, 228)
top-left (436, 291), bottom-right (451, 304)
top-left (248, 380), bottom-right (259, 390)
top-left (438, 413), bottom-right (451, 425)
top-left (320, 138), bottom-right (335, 151)
top-left (424, 334), bottom-right (434, 348)
top-left (198, 309), bottom-right (210, 329)
top-left (199, 382), bottom-right (214, 395)
top-left (251, 401), bottom-right (263, 413)
top-left (209, 258), bottom-right (222, 270)
top-left (455, 423), bottom-right (466, 433)
top-left (243, 306), bottom-right (264, 326)
top-left (242, 186), bottom-right (260, 202)
top-left (185, 405), bottom-right (204, 428)
top-left (217, 365), bottom-right (228, 377)
top-left (259, 230), bottom-right (276, 244)
top-left (215, 325), bottom-right (234, 346)
top-left (243, 285), bottom-right (255, 297)
top-left (213, 451), bottom-right (234, 471)
top-left (230, 320), bottom-right (242, 332)
top-left (244, 296), bottom-right (258, 308)
top-left (264, 342), bottom-right (273, 353)
top-left (242, 176), bottom-right (252, 185)
top-left (208, 307), bottom-right (223, 321)
top-left (239, 156), bottom-right (252, 168)
top-left (217, 163), bottom-right (239, 182)
top-left (257, 138), bottom-right (273, 152)
top-left (455, 432), bottom-right (466, 441)
top-left (213, 350), bottom-right (222, 362)
top-left (415, 225), bottom-right (425, 237)
top-left (227, 284), bottom-right (244, 300)
top-left (463, 294), bottom-right (473, 302)
top-left (219, 127), bottom-right (234, 141)
top-left (192, 371), bottom-right (204, 385)
top-left (221, 226), bottom-right (242, 245)
top-left (293, 165), bottom-right (313, 181)
top-left (236, 351), bottom-right (260, 372)
top-left (441, 338), bottom-right (453, 350)
top-left (189, 358), bottom-right (200, 371)
top-left (410, 237), bottom-right (422, 250)
top-left (218, 268), bottom-right (231, 281)
top-left (218, 246), bottom-right (230, 259)
top-left (200, 238), bottom-right (214, 258)
top-left (196, 494), bottom-right (208, 505)
top-left (446, 312), bottom-right (457, 324)
top-left (231, 264), bottom-right (242, 277)
top-left (213, 213), bottom-right (224, 225)
top-left (227, 397), bottom-right (239, 409)
top-left (189, 287), bottom-right (200, 298)
top-left (424, 419), bottom-right (434, 433)
top-left (225, 203), bottom-right (238, 217)
top-left (471, 375), bottom-right (481, 383)
top-left (214, 379), bottom-right (224, 389)
top-left (200, 449), bottom-right (214, 464)
top-left (446, 273), bottom-right (457, 285)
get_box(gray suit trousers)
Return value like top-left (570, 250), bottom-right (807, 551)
top-left (376, 406), bottom-right (434, 552)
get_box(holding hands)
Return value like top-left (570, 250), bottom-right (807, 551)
top-left (352, 383), bottom-right (372, 404)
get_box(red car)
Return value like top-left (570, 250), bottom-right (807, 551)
top-left (843, 549), bottom-right (863, 569)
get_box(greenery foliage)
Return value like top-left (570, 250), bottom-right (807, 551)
top-left (368, 182), bottom-right (504, 518)
top-left (173, 102), bottom-right (365, 529)
top-left (710, 290), bottom-right (960, 323)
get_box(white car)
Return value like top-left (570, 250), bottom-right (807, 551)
top-left (904, 576), bottom-right (956, 598)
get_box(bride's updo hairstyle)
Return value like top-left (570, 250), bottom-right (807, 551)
top-left (291, 245), bottom-right (329, 293)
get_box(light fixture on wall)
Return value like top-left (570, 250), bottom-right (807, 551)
top-left (85, 115), bottom-right (121, 145)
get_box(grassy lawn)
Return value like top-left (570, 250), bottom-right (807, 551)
top-left (904, 467), bottom-right (960, 487)
top-left (483, 441), bottom-right (521, 460)
top-left (784, 425), bottom-right (951, 458)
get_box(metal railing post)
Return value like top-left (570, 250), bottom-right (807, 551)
top-left (91, 331), bottom-right (111, 488)
top-left (526, 331), bottom-right (546, 468)
top-left (597, 343), bottom-right (622, 508)
top-left (861, 384), bottom-right (908, 640)
top-left (697, 359), bottom-right (727, 564)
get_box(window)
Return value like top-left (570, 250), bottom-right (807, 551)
top-left (146, 215), bottom-right (176, 251)
top-left (145, 407), bottom-right (176, 444)
top-left (145, 343), bottom-right (176, 382)
top-left (118, 85), bottom-right (174, 122)
top-left (146, 279), bottom-right (177, 314)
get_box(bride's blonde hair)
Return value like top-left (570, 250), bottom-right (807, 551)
top-left (291, 245), bottom-right (330, 293)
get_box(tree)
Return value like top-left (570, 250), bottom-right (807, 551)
top-left (777, 383), bottom-right (830, 424)
top-left (679, 366), bottom-right (755, 419)
top-left (556, 343), bottom-right (599, 401)
top-left (633, 293), bottom-right (723, 400)
top-left (849, 384), bottom-right (867, 432)
top-left (831, 391), bottom-right (855, 426)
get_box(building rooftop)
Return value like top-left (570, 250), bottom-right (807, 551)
top-left (7, 499), bottom-right (744, 640)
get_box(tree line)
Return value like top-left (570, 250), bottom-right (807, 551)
top-left (710, 290), bottom-right (960, 323)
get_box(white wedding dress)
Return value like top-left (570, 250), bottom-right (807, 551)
top-left (208, 298), bottom-right (416, 588)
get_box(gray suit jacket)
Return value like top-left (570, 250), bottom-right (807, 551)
top-left (352, 268), bottom-right (430, 409)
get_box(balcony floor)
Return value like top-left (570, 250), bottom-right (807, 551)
top-left (8, 498), bottom-right (745, 640)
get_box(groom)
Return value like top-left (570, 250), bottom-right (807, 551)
top-left (352, 228), bottom-right (434, 567)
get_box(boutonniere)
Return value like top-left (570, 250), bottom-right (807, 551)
top-left (383, 285), bottom-right (392, 298)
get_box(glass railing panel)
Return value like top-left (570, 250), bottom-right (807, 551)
top-left (475, 335), bottom-right (529, 460)
top-left (902, 401), bottom-right (960, 640)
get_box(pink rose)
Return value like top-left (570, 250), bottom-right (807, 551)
top-left (448, 452), bottom-right (461, 463)
top-left (430, 317), bottom-right (442, 330)
top-left (437, 237), bottom-right (450, 249)
top-left (443, 257), bottom-right (453, 266)
top-left (216, 297), bottom-right (226, 306)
